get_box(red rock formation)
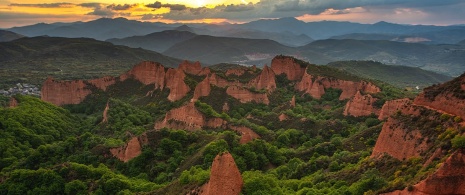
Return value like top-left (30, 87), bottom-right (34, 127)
top-left (371, 116), bottom-right (430, 160)
top-left (41, 77), bottom-right (92, 106)
top-left (290, 96), bottom-right (296, 108)
top-left (109, 137), bottom-right (142, 162)
top-left (8, 97), bottom-right (18, 108)
top-left (192, 76), bottom-right (211, 101)
top-left (413, 75), bottom-right (465, 119)
top-left (226, 86), bottom-right (269, 105)
top-left (165, 68), bottom-right (190, 102)
top-left (202, 152), bottom-right (243, 195)
top-left (378, 98), bottom-right (411, 120)
top-left (226, 68), bottom-right (246, 76)
top-left (383, 150), bottom-right (465, 195)
top-left (270, 56), bottom-right (306, 81)
top-left (229, 126), bottom-right (260, 144)
top-left (179, 60), bottom-right (202, 75)
top-left (198, 67), bottom-right (212, 76)
top-left (121, 61), bottom-right (165, 89)
top-left (296, 70), bottom-right (381, 100)
top-left (102, 102), bottom-right (109, 123)
top-left (343, 91), bottom-right (379, 117)
top-left (155, 102), bottom-right (226, 131)
top-left (209, 73), bottom-right (239, 88)
top-left (279, 113), bottom-right (289, 121)
top-left (248, 65), bottom-right (276, 91)
top-left (88, 76), bottom-right (116, 91)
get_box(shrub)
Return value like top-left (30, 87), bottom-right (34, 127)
top-left (451, 135), bottom-right (465, 149)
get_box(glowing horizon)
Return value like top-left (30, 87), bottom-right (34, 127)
top-left (1, 0), bottom-right (464, 28)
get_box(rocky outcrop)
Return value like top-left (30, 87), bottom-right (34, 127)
top-left (41, 77), bottom-right (92, 106)
top-left (8, 97), bottom-right (18, 108)
top-left (155, 103), bottom-right (226, 131)
top-left (226, 86), bottom-right (269, 105)
top-left (343, 91), bottom-right (379, 117)
top-left (209, 73), bottom-right (240, 88)
top-left (248, 65), bottom-right (276, 91)
top-left (192, 76), bottom-right (211, 101)
top-left (290, 96), bottom-right (296, 108)
top-left (198, 67), bottom-right (212, 76)
top-left (270, 56), bottom-right (305, 81)
top-left (378, 98), bottom-right (411, 120)
top-left (165, 68), bottom-right (190, 102)
top-left (201, 152), bottom-right (243, 195)
top-left (179, 60), bottom-right (202, 75)
top-left (109, 137), bottom-right (142, 162)
top-left (222, 102), bottom-right (230, 112)
top-left (88, 76), bottom-right (116, 91)
top-left (279, 113), bottom-right (289, 121)
top-left (383, 150), bottom-right (465, 195)
top-left (229, 126), bottom-right (260, 144)
top-left (413, 74), bottom-right (465, 119)
top-left (121, 61), bottom-right (165, 89)
top-left (296, 70), bottom-right (381, 100)
top-left (102, 102), bottom-right (109, 123)
top-left (371, 115), bottom-right (430, 160)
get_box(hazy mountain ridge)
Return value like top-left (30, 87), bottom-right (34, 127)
top-left (107, 30), bottom-right (197, 52)
top-left (0, 30), bottom-right (25, 42)
top-left (0, 36), bottom-right (181, 87)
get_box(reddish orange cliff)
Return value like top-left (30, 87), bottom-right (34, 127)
top-left (41, 77), bottom-right (92, 106)
top-left (270, 56), bottom-right (306, 81)
top-left (8, 97), bottom-right (18, 108)
top-left (155, 102), bottom-right (226, 131)
top-left (179, 60), bottom-right (202, 75)
top-left (383, 150), bottom-right (465, 195)
top-left (201, 152), bottom-right (243, 195)
top-left (226, 86), bottom-right (270, 105)
top-left (165, 68), bottom-right (191, 102)
top-left (88, 76), bottom-right (116, 91)
top-left (102, 101), bottom-right (109, 123)
top-left (192, 76), bottom-right (211, 101)
top-left (371, 113), bottom-right (430, 160)
top-left (343, 91), bottom-right (380, 117)
top-left (248, 65), bottom-right (276, 91)
top-left (121, 61), bottom-right (166, 89)
top-left (109, 137), bottom-right (142, 162)
top-left (413, 74), bottom-right (465, 119)
top-left (378, 98), bottom-right (411, 120)
top-left (229, 126), bottom-right (260, 144)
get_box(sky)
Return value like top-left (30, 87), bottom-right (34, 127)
top-left (1, 0), bottom-right (465, 28)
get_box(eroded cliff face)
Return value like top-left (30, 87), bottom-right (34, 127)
top-left (296, 70), bottom-right (381, 100)
top-left (270, 56), bottom-right (306, 81)
top-left (229, 126), bottom-right (260, 144)
top-left (88, 76), bottom-right (116, 91)
top-left (165, 68), bottom-right (191, 102)
top-left (290, 96), bottom-right (296, 108)
top-left (226, 86), bottom-right (270, 105)
top-left (101, 102), bottom-right (110, 123)
top-left (343, 91), bottom-right (380, 117)
top-left (41, 77), bottom-right (92, 106)
top-left (179, 60), bottom-right (202, 75)
top-left (383, 150), bottom-right (465, 195)
top-left (8, 97), bottom-right (18, 108)
top-left (413, 74), bottom-right (465, 119)
top-left (109, 137), bottom-right (142, 162)
top-left (155, 102), bottom-right (226, 131)
top-left (121, 61), bottom-right (165, 89)
top-left (371, 113), bottom-right (430, 161)
top-left (192, 76), bottom-right (211, 101)
top-left (378, 98), bottom-right (411, 120)
top-left (201, 152), bottom-right (243, 195)
top-left (248, 65), bottom-right (276, 91)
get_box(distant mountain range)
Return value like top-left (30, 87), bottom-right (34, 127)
top-left (5, 17), bottom-right (465, 77)
top-left (0, 36), bottom-right (180, 86)
top-left (163, 35), bottom-right (296, 65)
top-left (107, 30), bottom-right (197, 53)
top-left (327, 61), bottom-right (452, 89)
top-left (0, 30), bottom-right (24, 42)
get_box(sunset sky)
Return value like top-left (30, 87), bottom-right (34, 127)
top-left (1, 0), bottom-right (465, 28)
